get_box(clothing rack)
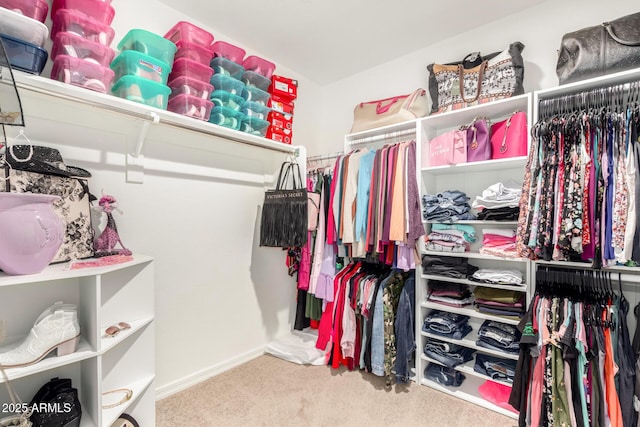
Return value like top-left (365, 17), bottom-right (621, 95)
top-left (346, 128), bottom-right (416, 148)
top-left (306, 151), bottom-right (343, 163)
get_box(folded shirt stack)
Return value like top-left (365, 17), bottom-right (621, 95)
top-left (425, 229), bottom-right (470, 253)
top-left (473, 287), bottom-right (525, 318)
top-left (423, 338), bottom-right (476, 368)
top-left (422, 190), bottom-right (476, 222)
top-left (469, 269), bottom-right (523, 286)
top-left (475, 320), bottom-right (521, 354)
top-left (479, 228), bottom-right (518, 259)
top-left (472, 182), bottom-right (522, 221)
top-left (425, 363), bottom-right (465, 387)
top-left (427, 280), bottom-right (473, 307)
top-left (473, 353), bottom-right (517, 384)
top-left (422, 310), bottom-right (472, 340)
top-left (421, 255), bottom-right (478, 279)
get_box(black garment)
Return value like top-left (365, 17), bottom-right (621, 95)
top-left (616, 295), bottom-right (637, 427)
top-left (421, 255), bottom-right (478, 279)
top-left (633, 135), bottom-right (640, 262)
top-left (476, 206), bottom-right (520, 221)
top-left (293, 289), bottom-right (310, 330)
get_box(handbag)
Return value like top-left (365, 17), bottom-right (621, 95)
top-left (259, 160), bottom-right (308, 248)
top-left (426, 129), bottom-right (467, 167)
top-left (489, 111), bottom-right (528, 160)
top-left (350, 88), bottom-right (429, 133)
top-left (556, 12), bottom-right (640, 85)
top-left (1, 145), bottom-right (95, 263)
top-left (427, 42), bottom-right (525, 114)
top-left (28, 377), bottom-right (82, 427)
top-left (465, 117), bottom-right (492, 162)
top-left (307, 192), bottom-right (320, 231)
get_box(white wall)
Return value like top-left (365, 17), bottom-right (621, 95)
top-left (313, 0), bottom-right (640, 156)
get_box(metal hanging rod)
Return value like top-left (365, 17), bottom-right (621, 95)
top-left (307, 151), bottom-right (343, 163)
top-left (538, 80), bottom-right (640, 117)
top-left (346, 128), bottom-right (416, 146)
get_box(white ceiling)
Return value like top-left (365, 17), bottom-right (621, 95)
top-left (159, 0), bottom-right (547, 85)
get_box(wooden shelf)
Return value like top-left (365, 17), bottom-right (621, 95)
top-left (421, 354), bottom-right (514, 388)
top-left (101, 375), bottom-right (155, 427)
top-left (421, 274), bottom-right (527, 292)
top-left (421, 156), bottom-right (528, 175)
top-left (420, 328), bottom-right (519, 361)
top-left (420, 300), bottom-right (521, 326)
top-left (422, 250), bottom-right (528, 263)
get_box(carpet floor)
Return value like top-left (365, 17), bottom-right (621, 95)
top-left (156, 354), bottom-right (516, 426)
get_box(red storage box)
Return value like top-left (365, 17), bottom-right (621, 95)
top-left (164, 21), bottom-right (213, 47)
top-left (51, 0), bottom-right (115, 25)
top-left (267, 126), bottom-right (292, 144)
top-left (270, 74), bottom-right (297, 101)
top-left (51, 8), bottom-right (115, 46)
top-left (267, 110), bottom-right (293, 130)
top-left (0, 0), bottom-right (48, 23)
top-left (174, 40), bottom-right (213, 66)
top-left (52, 32), bottom-right (115, 67)
top-left (268, 95), bottom-right (294, 115)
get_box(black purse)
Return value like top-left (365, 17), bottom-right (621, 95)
top-left (28, 378), bottom-right (82, 427)
top-left (556, 11), bottom-right (640, 84)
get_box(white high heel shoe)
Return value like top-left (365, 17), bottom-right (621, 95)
top-left (0, 303), bottom-right (80, 368)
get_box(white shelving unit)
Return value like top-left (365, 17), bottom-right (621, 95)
top-left (0, 255), bottom-right (155, 427)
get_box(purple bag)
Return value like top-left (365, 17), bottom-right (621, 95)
top-left (466, 118), bottom-right (492, 162)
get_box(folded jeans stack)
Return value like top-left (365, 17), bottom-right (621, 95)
top-left (469, 268), bottom-right (523, 286)
top-left (479, 228), bottom-right (518, 259)
top-left (475, 320), bottom-right (521, 354)
top-left (422, 190), bottom-right (476, 222)
top-left (422, 310), bottom-right (472, 340)
top-left (471, 181), bottom-right (522, 221)
top-left (473, 287), bottom-right (525, 318)
top-left (473, 353), bottom-right (517, 384)
top-left (425, 363), bottom-right (466, 387)
top-left (423, 338), bottom-right (475, 368)
top-left (427, 280), bottom-right (473, 307)
top-left (421, 255), bottom-right (478, 279)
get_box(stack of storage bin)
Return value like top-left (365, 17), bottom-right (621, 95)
top-left (237, 55), bottom-right (275, 137)
top-left (164, 22), bottom-right (214, 121)
top-left (110, 29), bottom-right (176, 109)
top-left (267, 75), bottom-right (297, 144)
top-left (207, 40), bottom-right (247, 131)
top-left (49, 0), bottom-right (116, 93)
top-left (0, 2), bottom-right (49, 74)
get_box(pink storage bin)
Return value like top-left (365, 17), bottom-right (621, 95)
top-left (52, 32), bottom-right (114, 67)
top-left (425, 129), bottom-right (467, 167)
top-left (51, 54), bottom-right (114, 93)
top-left (209, 40), bottom-right (245, 63)
top-left (242, 55), bottom-right (275, 79)
top-left (164, 21), bottom-right (213, 47)
top-left (51, 0), bottom-right (115, 25)
top-left (174, 40), bottom-right (213, 66)
top-left (168, 76), bottom-right (213, 100)
top-left (51, 8), bottom-right (115, 46)
top-left (168, 57), bottom-right (213, 83)
top-left (0, 0), bottom-right (48, 23)
top-left (167, 93), bottom-right (213, 121)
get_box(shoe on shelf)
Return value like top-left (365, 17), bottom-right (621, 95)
top-left (0, 303), bottom-right (81, 368)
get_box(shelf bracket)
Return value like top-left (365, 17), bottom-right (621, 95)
top-left (126, 112), bottom-right (160, 184)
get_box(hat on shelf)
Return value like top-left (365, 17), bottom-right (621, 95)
top-left (4, 145), bottom-right (92, 178)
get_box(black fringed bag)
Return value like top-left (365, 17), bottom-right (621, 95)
top-left (259, 160), bottom-right (308, 248)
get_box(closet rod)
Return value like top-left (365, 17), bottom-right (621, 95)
top-left (538, 80), bottom-right (640, 114)
top-left (346, 128), bottom-right (416, 146)
top-left (307, 151), bottom-right (343, 162)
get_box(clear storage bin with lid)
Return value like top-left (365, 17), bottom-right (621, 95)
top-left (52, 32), bottom-right (115, 67)
top-left (242, 55), bottom-right (275, 79)
top-left (111, 75), bottom-right (171, 109)
top-left (210, 74), bottom-right (244, 96)
top-left (167, 93), bottom-right (213, 121)
top-left (210, 56), bottom-right (244, 79)
top-left (241, 85), bottom-right (271, 106)
top-left (0, 33), bottom-right (48, 74)
top-left (239, 116), bottom-right (269, 137)
top-left (209, 40), bottom-right (245, 64)
top-left (240, 101), bottom-right (270, 121)
top-left (51, 8), bottom-right (115, 46)
top-left (209, 106), bottom-right (243, 130)
top-left (168, 57), bottom-right (213, 83)
top-left (110, 50), bottom-right (171, 84)
top-left (241, 70), bottom-right (271, 92)
top-left (118, 29), bottom-right (177, 66)
top-left (164, 21), bottom-right (213, 47)
top-left (210, 90), bottom-right (245, 111)
top-left (0, 7), bottom-right (48, 48)
top-left (0, 0), bottom-right (48, 23)
top-left (174, 40), bottom-right (213, 66)
top-left (51, 0), bottom-right (115, 25)
top-left (51, 54), bottom-right (114, 93)
top-left (168, 76), bottom-right (213, 100)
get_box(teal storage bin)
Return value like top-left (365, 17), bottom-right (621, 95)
top-left (111, 50), bottom-right (172, 84)
top-left (240, 101), bottom-right (270, 121)
top-left (209, 106), bottom-right (243, 130)
top-left (118, 29), bottom-right (177, 66)
top-left (210, 90), bottom-right (245, 111)
top-left (240, 116), bottom-right (269, 137)
top-left (210, 57), bottom-right (244, 79)
top-left (111, 75), bottom-right (171, 109)
top-left (241, 85), bottom-right (270, 106)
top-left (210, 74), bottom-right (245, 96)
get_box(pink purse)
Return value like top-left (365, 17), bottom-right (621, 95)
top-left (427, 129), bottom-right (467, 167)
top-left (490, 111), bottom-right (528, 159)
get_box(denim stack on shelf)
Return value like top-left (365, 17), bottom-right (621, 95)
top-left (474, 353), bottom-right (517, 384)
top-left (427, 280), bottom-right (473, 308)
top-left (425, 223), bottom-right (477, 253)
top-left (475, 320), bottom-right (521, 354)
top-left (421, 190), bottom-right (476, 222)
top-left (471, 181), bottom-right (522, 221)
top-left (425, 363), bottom-right (465, 387)
top-left (469, 269), bottom-right (523, 286)
top-left (423, 338), bottom-right (475, 368)
top-left (473, 287), bottom-right (525, 318)
top-left (422, 310), bottom-right (472, 340)
top-left (421, 255), bottom-right (478, 279)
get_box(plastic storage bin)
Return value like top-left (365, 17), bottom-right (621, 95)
top-left (51, 9), bottom-right (115, 46)
top-left (209, 106), bottom-right (243, 130)
top-left (210, 90), bottom-right (245, 111)
top-left (174, 40), bottom-right (213, 66)
top-left (111, 75), bottom-right (171, 109)
top-left (51, 0), bottom-right (115, 25)
top-left (167, 93), bottom-right (213, 121)
top-left (51, 54), bottom-right (114, 93)
top-left (52, 32), bottom-right (115, 67)
top-left (241, 70), bottom-right (271, 92)
top-left (210, 56), bottom-right (244, 79)
top-left (168, 58), bottom-right (213, 83)
top-left (210, 74), bottom-right (244, 96)
top-left (0, 33), bottom-right (47, 74)
top-left (168, 76), bottom-right (213, 100)
top-left (0, 0), bottom-right (48, 23)
top-left (240, 101), bottom-right (270, 121)
top-left (164, 21), bottom-right (213, 47)
top-left (0, 7), bottom-right (48, 48)
top-left (209, 40), bottom-right (245, 64)
top-left (242, 55), bottom-right (275, 79)
top-left (118, 29), bottom-right (177, 66)
top-left (110, 50), bottom-right (171, 84)
top-left (241, 85), bottom-right (270, 106)
top-left (240, 116), bottom-right (269, 137)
